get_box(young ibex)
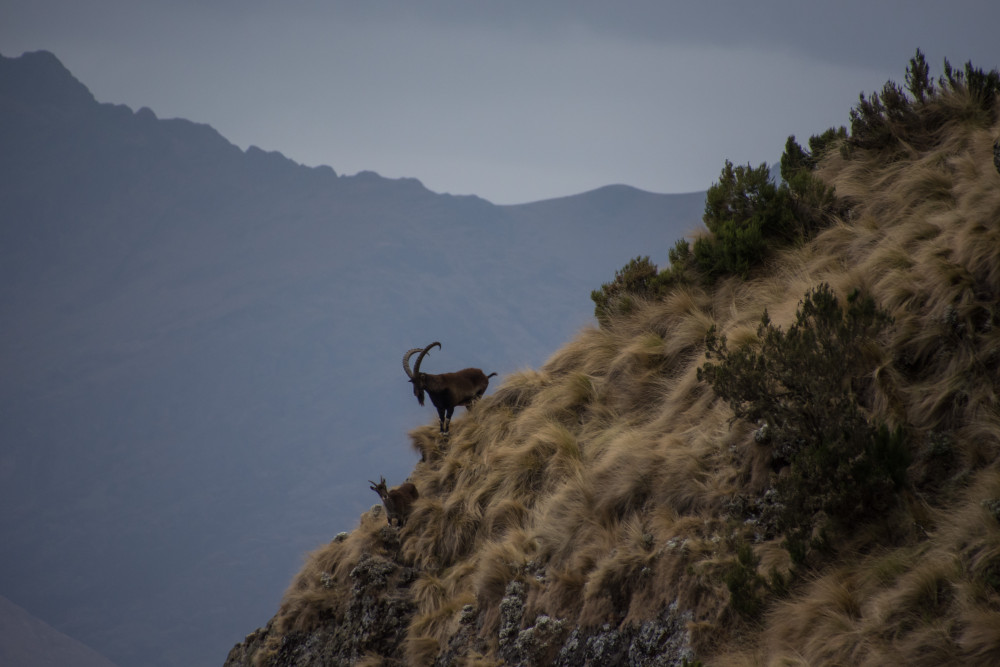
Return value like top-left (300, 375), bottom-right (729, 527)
top-left (403, 341), bottom-right (497, 435)
top-left (369, 476), bottom-right (419, 527)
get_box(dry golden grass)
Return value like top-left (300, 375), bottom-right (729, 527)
top-left (265, 85), bottom-right (1000, 665)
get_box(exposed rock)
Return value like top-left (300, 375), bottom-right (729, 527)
top-left (497, 580), bottom-right (570, 665)
top-left (554, 603), bottom-right (695, 667)
top-left (223, 551), bottom-right (416, 667)
top-left (485, 579), bottom-right (694, 667)
top-left (228, 558), bottom-right (698, 667)
top-left (497, 581), bottom-right (528, 663)
top-left (433, 603), bottom-right (489, 667)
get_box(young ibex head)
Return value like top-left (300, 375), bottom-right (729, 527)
top-left (402, 342), bottom-right (497, 435)
top-left (369, 475), bottom-right (419, 527)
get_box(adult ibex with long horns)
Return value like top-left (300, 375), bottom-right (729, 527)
top-left (403, 341), bottom-right (497, 435)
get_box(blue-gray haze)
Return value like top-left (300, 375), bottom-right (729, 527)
top-left (0, 51), bottom-right (703, 666)
top-left (1, 1), bottom-right (997, 203)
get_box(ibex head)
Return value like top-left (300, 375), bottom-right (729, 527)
top-left (402, 341), bottom-right (441, 406)
top-left (369, 476), bottom-right (388, 500)
top-left (369, 475), bottom-right (419, 527)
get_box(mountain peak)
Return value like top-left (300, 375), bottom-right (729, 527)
top-left (0, 50), bottom-right (96, 111)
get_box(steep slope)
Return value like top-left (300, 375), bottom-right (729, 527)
top-left (0, 50), bottom-right (704, 667)
top-left (225, 58), bottom-right (1000, 665)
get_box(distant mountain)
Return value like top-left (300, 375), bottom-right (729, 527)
top-left (0, 595), bottom-right (118, 667)
top-left (0, 50), bottom-right (705, 667)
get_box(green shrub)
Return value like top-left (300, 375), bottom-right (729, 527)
top-left (590, 241), bottom-right (697, 324)
top-left (590, 255), bottom-right (660, 324)
top-left (905, 49), bottom-right (934, 102)
top-left (693, 139), bottom-right (846, 282)
top-left (592, 51), bottom-right (999, 325)
top-left (724, 539), bottom-right (767, 619)
top-left (942, 57), bottom-right (1000, 113)
top-left (849, 79), bottom-right (917, 151)
top-left (593, 102), bottom-right (853, 314)
top-left (592, 140), bottom-right (847, 322)
top-left (699, 285), bottom-right (910, 563)
top-left (693, 160), bottom-right (795, 279)
top-left (781, 130), bottom-right (846, 238)
top-left (848, 49), bottom-right (1000, 153)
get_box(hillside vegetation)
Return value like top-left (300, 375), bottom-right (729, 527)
top-left (228, 52), bottom-right (1000, 665)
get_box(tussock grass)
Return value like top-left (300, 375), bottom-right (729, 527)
top-left (263, 81), bottom-right (1000, 665)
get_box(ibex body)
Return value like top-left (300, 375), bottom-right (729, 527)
top-left (369, 476), bottom-right (419, 527)
top-left (403, 342), bottom-right (497, 435)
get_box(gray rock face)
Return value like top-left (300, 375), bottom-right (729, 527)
top-left (494, 579), bottom-right (695, 667)
top-left (225, 565), bottom-right (697, 667)
top-left (223, 551), bottom-right (417, 667)
top-left (224, 547), bottom-right (696, 666)
top-left (493, 581), bottom-right (568, 666)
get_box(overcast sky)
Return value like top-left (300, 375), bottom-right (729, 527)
top-left (3, 1), bottom-right (998, 203)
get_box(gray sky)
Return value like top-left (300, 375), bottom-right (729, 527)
top-left (3, 1), bottom-right (998, 204)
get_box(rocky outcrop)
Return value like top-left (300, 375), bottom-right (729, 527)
top-left (492, 581), bottom-right (695, 667)
top-left (225, 549), bottom-right (697, 667)
top-left (224, 547), bottom-right (417, 667)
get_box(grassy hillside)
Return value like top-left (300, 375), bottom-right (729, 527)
top-left (241, 53), bottom-right (1000, 665)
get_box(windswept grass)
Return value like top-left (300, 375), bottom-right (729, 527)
top-left (263, 62), bottom-right (1000, 666)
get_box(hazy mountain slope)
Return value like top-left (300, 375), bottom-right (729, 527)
top-left (225, 59), bottom-right (1000, 665)
top-left (0, 594), bottom-right (119, 667)
top-left (0, 50), bottom-right (704, 667)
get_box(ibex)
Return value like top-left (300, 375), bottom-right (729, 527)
top-left (369, 476), bottom-right (419, 527)
top-left (403, 341), bottom-right (497, 435)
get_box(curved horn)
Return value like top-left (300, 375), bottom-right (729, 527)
top-left (402, 348), bottom-right (424, 379)
top-left (412, 341), bottom-right (441, 376)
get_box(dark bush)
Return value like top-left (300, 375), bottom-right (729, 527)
top-left (591, 137), bottom-right (849, 322)
top-left (848, 49), bottom-right (1000, 153)
top-left (693, 160), bottom-right (795, 279)
top-left (591, 240), bottom-right (698, 324)
top-left (699, 285), bottom-right (910, 563)
top-left (590, 50), bottom-right (1000, 322)
top-left (781, 130), bottom-right (846, 238)
top-left (724, 539), bottom-right (767, 619)
top-left (905, 49), bottom-right (934, 102)
top-left (591, 256), bottom-right (660, 324)
top-left (942, 57), bottom-right (1000, 113)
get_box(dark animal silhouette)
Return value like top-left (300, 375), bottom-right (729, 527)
top-left (403, 342), bottom-right (497, 435)
top-left (369, 476), bottom-right (419, 527)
